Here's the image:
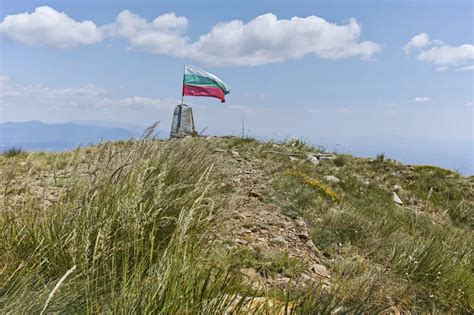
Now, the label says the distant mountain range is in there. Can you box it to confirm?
[69,120,148,135]
[0,121,141,151]
[0,121,472,175]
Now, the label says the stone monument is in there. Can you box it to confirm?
[170,104,195,138]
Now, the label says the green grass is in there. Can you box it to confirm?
[1,139,236,313]
[266,143,473,313]
[1,136,472,313]
[223,246,307,279]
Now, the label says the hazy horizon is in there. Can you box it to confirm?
[1,119,472,175]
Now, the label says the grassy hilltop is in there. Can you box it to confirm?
[1,135,473,313]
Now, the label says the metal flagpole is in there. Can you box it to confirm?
[181,63,185,105]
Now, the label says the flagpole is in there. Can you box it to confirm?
[181,63,185,105]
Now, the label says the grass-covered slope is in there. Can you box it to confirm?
[1,136,472,313]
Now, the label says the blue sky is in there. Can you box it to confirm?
[0,0,473,145]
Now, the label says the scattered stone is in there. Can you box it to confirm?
[318,155,336,160]
[256,237,268,245]
[310,264,330,278]
[294,218,307,228]
[289,156,299,162]
[248,190,261,198]
[232,211,247,219]
[323,175,341,184]
[235,238,248,245]
[393,192,403,205]
[239,268,262,290]
[307,154,320,165]
[270,236,286,245]
[278,277,291,285]
[297,230,310,240]
[301,272,313,282]
[390,305,402,315]
[240,268,259,281]
[231,150,240,157]
[393,184,402,191]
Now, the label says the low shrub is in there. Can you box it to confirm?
[3,147,24,157]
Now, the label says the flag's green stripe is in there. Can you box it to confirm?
[184,74,229,93]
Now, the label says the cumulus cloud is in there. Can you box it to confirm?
[417,44,474,67]
[185,14,382,66]
[403,33,430,53]
[414,96,430,103]
[1,6,382,66]
[404,32,474,71]
[103,11,382,66]
[0,78,177,110]
[102,10,189,57]
[0,6,102,48]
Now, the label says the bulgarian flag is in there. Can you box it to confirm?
[182,65,231,103]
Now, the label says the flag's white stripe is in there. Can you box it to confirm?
[185,65,230,92]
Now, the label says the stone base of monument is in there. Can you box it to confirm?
[170,104,196,138]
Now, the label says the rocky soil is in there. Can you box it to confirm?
[209,147,330,290]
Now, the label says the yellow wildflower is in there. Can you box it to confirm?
[287,170,341,202]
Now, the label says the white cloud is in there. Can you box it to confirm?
[0,6,102,48]
[403,33,430,53]
[404,33,474,71]
[417,44,474,67]
[186,14,382,66]
[1,7,382,66]
[465,102,473,107]
[102,10,189,57]
[414,96,430,103]
[0,78,177,110]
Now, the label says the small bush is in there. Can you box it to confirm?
[3,147,24,157]
[376,153,385,162]
[333,155,347,167]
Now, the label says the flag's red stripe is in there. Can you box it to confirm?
[183,84,226,103]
